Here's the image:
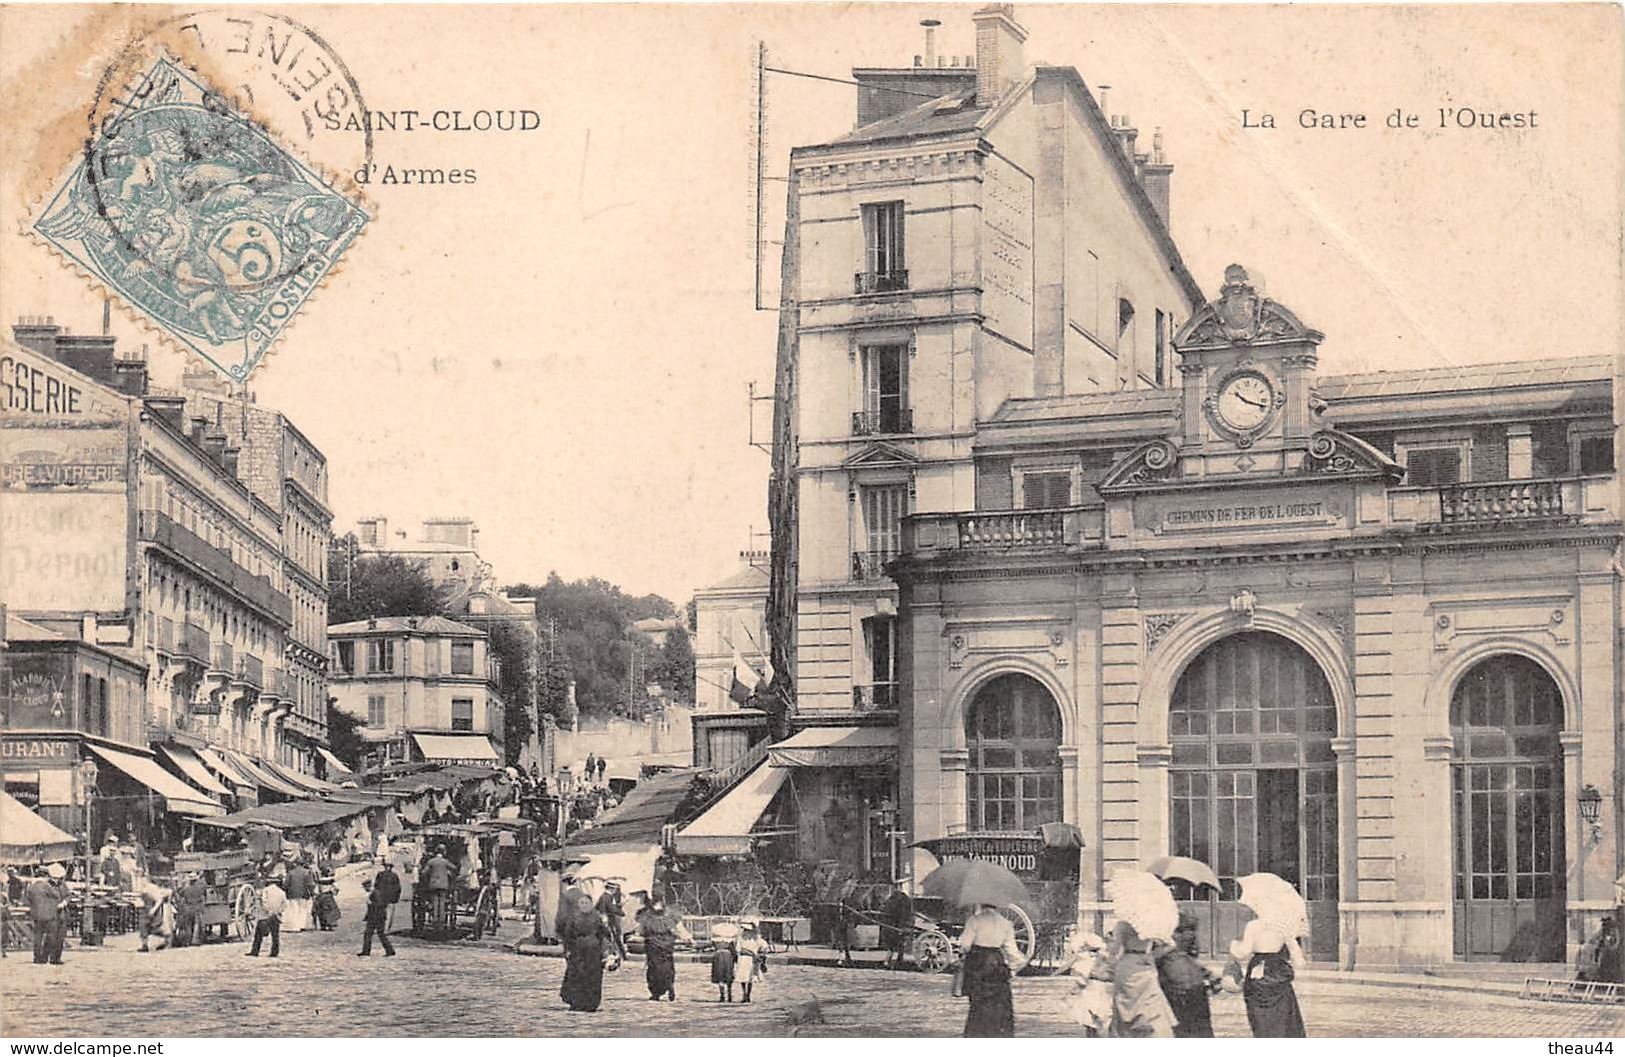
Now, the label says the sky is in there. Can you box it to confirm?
[2,4,1620,604]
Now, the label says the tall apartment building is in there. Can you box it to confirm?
[685,6,1203,877]
[157,368,334,774]
[1,318,323,844]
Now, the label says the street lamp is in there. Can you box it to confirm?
[1579,784,1604,846]
[78,758,98,945]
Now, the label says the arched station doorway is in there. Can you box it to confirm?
[1450,654,1566,962]
[1167,631,1340,960]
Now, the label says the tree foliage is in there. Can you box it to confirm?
[327,534,450,624]
[647,624,696,703]
[504,573,687,717]
[326,703,367,769]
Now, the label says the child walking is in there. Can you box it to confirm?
[735,920,771,1003]
[711,924,738,1002]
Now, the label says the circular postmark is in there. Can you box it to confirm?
[49,9,376,378]
[83,10,372,285]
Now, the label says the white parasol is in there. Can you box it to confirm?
[1237,872,1309,937]
[1105,868,1179,944]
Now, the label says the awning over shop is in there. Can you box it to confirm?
[0,791,78,865]
[160,744,231,798]
[196,747,258,791]
[555,768,698,854]
[674,761,790,856]
[220,750,308,798]
[261,759,341,795]
[196,798,370,832]
[86,744,223,817]
[766,726,896,769]
[316,747,355,777]
[412,733,500,764]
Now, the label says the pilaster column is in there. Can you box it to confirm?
[939,748,968,834]
[1135,743,1171,863]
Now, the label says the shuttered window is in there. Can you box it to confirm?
[861,484,907,558]
[1022,472,1071,509]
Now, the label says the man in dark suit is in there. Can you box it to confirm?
[359,861,400,956]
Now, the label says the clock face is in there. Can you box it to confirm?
[1216,372,1275,431]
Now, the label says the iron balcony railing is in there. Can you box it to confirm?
[1440,479,1565,523]
[236,653,264,689]
[854,269,908,294]
[851,550,898,581]
[853,682,898,711]
[851,408,913,436]
[180,622,210,664]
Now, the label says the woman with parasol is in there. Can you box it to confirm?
[1228,872,1309,1037]
[1103,870,1178,1037]
[924,859,1030,1037]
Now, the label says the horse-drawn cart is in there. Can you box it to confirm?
[406,824,502,939]
[171,848,261,941]
[905,896,1038,974]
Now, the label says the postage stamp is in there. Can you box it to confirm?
[31,54,369,381]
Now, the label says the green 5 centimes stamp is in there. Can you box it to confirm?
[33,55,369,381]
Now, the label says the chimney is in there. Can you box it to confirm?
[189,416,210,445]
[921,18,941,67]
[112,356,148,397]
[12,317,61,361]
[202,428,228,466]
[1142,127,1174,227]
[222,445,241,478]
[972,5,1027,108]
[54,333,119,386]
[1113,114,1139,160]
[144,395,187,430]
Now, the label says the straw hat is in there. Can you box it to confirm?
[46,864,66,879]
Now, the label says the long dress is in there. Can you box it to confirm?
[1242,948,1307,1037]
[637,907,682,999]
[958,907,1021,1038]
[961,947,1015,1037]
[1110,946,1176,1038]
[1157,947,1215,1038]
[558,896,608,1012]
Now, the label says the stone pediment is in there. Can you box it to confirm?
[1098,439,1181,495]
[842,441,919,468]
[1301,429,1403,481]
[1175,264,1323,349]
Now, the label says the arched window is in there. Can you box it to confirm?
[1168,631,1339,958]
[964,673,1062,832]
[1449,654,1565,960]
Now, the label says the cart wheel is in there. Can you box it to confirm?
[912,929,955,974]
[1001,903,1036,971]
[232,885,258,941]
[473,887,498,937]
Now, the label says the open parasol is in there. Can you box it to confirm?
[1105,869,1179,944]
[1146,855,1221,891]
[920,858,1032,915]
[1237,872,1309,937]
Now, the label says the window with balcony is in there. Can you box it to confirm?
[858,201,907,293]
[855,344,910,435]
[857,615,896,710]
[366,694,386,726]
[366,638,396,674]
[451,697,474,732]
[451,641,475,675]
[854,483,907,579]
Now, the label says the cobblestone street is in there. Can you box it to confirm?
[3,906,1622,1038]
